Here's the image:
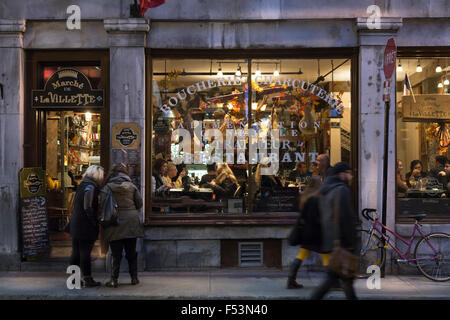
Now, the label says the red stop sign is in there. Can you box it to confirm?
[383,38,397,80]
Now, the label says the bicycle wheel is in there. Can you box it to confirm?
[414,233,450,282]
[358,229,386,278]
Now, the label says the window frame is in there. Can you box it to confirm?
[144,48,359,226]
[395,47,450,224]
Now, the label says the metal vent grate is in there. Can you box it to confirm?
[238,242,263,267]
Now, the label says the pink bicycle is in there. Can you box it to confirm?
[359,208,450,281]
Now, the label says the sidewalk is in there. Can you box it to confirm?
[0,270,449,300]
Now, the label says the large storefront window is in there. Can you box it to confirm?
[150,57,352,215]
[396,57,450,221]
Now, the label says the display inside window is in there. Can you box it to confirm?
[396,57,450,220]
[151,58,352,214]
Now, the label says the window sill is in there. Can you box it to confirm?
[396,216,450,224]
[144,212,299,226]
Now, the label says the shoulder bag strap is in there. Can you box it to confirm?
[333,187,341,248]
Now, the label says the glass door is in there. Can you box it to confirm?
[45,111,101,243]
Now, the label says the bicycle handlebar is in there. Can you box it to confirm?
[361,208,377,221]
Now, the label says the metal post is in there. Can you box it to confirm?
[247,59,253,214]
[381,100,390,278]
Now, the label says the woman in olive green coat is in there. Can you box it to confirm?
[101,163,144,288]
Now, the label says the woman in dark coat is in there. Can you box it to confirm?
[287,176,330,289]
[68,165,104,288]
[102,163,144,288]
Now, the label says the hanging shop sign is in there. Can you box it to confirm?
[32,68,104,109]
[402,95,450,122]
[19,167,50,258]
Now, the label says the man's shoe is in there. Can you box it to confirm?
[105,278,119,288]
[82,277,101,288]
[287,277,304,289]
[131,276,139,285]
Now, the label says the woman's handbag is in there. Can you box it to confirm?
[329,242,359,279]
[99,185,119,228]
[328,195,359,278]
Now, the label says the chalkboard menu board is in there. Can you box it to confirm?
[254,187,299,212]
[19,168,50,258]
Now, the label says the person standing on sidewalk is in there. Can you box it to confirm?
[102,163,144,288]
[68,165,104,288]
[310,162,358,300]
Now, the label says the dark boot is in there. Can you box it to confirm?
[82,276,101,288]
[131,276,139,285]
[287,258,304,289]
[105,277,118,288]
[127,252,139,285]
[111,253,122,280]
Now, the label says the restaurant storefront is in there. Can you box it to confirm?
[144,51,357,269]
[0,1,449,273]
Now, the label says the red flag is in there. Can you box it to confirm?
[140,0,166,16]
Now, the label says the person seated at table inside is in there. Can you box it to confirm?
[152,158,170,196]
[164,162,179,188]
[311,162,320,177]
[429,155,448,188]
[396,159,408,194]
[405,160,427,188]
[289,161,312,183]
[171,164,187,188]
[173,164,194,190]
[429,155,448,179]
[440,161,450,198]
[207,163,239,200]
[199,163,216,188]
[255,162,283,190]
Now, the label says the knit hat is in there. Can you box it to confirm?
[332,162,351,175]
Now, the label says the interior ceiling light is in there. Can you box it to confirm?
[416,60,422,73]
[438,82,444,88]
[436,65,442,73]
[217,63,223,77]
[397,60,403,72]
[273,63,279,77]
[235,65,241,77]
[255,64,261,77]
[444,79,449,86]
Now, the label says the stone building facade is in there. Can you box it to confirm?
[0,1,449,273]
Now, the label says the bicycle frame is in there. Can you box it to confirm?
[366,215,441,263]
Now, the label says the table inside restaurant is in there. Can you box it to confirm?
[404,188,446,198]
[152,188,226,213]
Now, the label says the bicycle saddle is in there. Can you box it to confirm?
[407,214,426,221]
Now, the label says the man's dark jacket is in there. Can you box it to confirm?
[318,175,357,253]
